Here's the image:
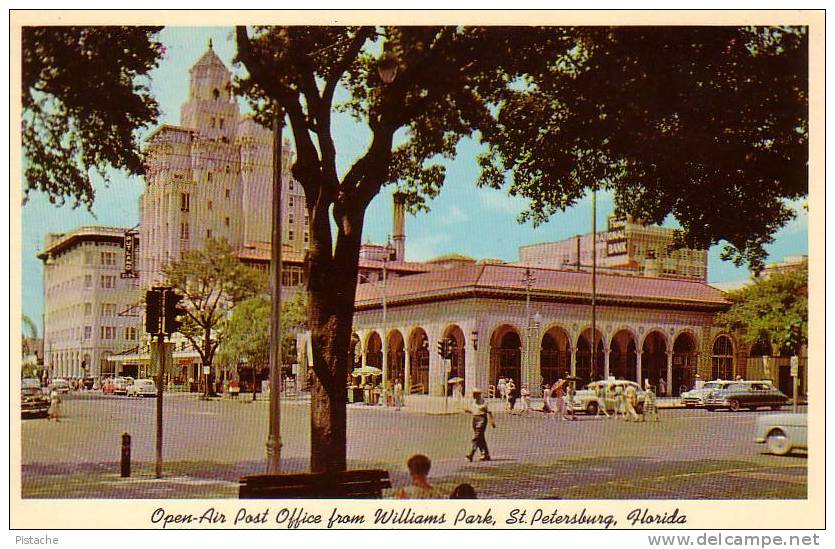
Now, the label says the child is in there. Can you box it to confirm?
[395,454,446,499]
[643,384,659,422]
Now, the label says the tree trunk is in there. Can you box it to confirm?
[307,211,364,473]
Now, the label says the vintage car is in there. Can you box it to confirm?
[754,413,807,455]
[127,378,157,397]
[21,386,50,418]
[704,381,788,411]
[50,378,70,393]
[681,380,737,407]
[568,379,646,415]
[112,377,134,396]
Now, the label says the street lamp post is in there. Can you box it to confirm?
[266,108,284,474]
[523,268,536,387]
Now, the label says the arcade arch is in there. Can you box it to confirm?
[711,335,735,380]
[540,326,569,386]
[387,330,406,385]
[672,332,698,396]
[641,331,668,389]
[609,329,638,381]
[576,327,605,384]
[489,324,522,387]
[407,328,429,394]
[442,325,466,395]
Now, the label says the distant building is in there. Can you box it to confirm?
[519,215,708,281]
[38,226,143,379]
[759,255,808,279]
[139,40,308,289]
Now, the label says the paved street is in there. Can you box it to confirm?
[20,392,806,499]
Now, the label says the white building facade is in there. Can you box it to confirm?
[39,226,143,379]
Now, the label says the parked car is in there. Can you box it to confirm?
[754,413,807,455]
[22,378,43,391]
[112,377,134,396]
[50,378,70,394]
[569,379,646,415]
[681,380,737,407]
[705,381,788,411]
[21,386,50,418]
[127,379,157,397]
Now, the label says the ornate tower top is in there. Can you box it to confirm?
[188,42,231,101]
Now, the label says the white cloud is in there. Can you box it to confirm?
[406,233,453,262]
[478,189,527,216]
[438,205,469,226]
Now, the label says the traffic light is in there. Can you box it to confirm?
[145,289,162,334]
[788,323,803,356]
[163,289,187,335]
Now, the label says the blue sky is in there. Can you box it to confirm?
[20,27,809,334]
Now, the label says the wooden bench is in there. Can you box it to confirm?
[239,469,391,499]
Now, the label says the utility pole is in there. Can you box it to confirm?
[591,189,597,382]
[266,108,284,474]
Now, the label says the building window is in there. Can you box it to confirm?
[219,118,224,129]
[180,222,190,241]
[225,189,231,199]
[84,251,94,265]
[207,229,213,239]
[180,193,190,212]
[101,326,116,340]
[101,303,117,316]
[208,200,213,211]
[304,214,309,226]
[289,196,294,208]
[84,302,92,316]
[288,214,294,225]
[304,231,309,243]
[100,251,116,266]
[210,117,216,128]
[84,326,92,340]
[711,335,735,380]
[100,275,115,289]
[289,179,294,191]
[125,327,137,341]
[208,172,213,183]
[288,230,294,241]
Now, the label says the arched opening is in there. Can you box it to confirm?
[212,88,220,100]
[489,325,521,387]
[540,326,569,387]
[712,335,735,380]
[407,328,429,394]
[442,325,466,395]
[576,328,605,385]
[672,332,698,396]
[386,330,406,385]
[641,331,668,389]
[365,332,383,369]
[609,330,638,381]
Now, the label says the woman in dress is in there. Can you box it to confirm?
[47,386,62,422]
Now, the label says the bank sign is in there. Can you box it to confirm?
[606,216,627,257]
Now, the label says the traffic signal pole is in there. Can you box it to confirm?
[155,333,164,479]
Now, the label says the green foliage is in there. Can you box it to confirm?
[217,290,309,369]
[21,26,163,208]
[162,238,267,366]
[717,261,808,352]
[237,26,806,271]
[483,26,808,271]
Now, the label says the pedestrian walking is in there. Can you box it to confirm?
[497,378,507,406]
[394,378,404,411]
[643,383,660,422]
[595,384,610,418]
[465,388,495,462]
[47,387,62,422]
[612,384,626,420]
[565,381,578,421]
[552,380,568,421]
[658,377,667,397]
[542,385,552,414]
[623,384,641,422]
[506,378,518,413]
[394,454,447,499]
[519,386,531,415]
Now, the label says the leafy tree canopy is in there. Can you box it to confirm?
[717,261,807,352]
[21,26,163,208]
[162,238,267,368]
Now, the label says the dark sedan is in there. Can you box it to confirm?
[704,381,789,412]
[21,387,50,418]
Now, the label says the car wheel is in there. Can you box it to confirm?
[635,403,644,415]
[728,400,741,412]
[586,402,598,415]
[706,407,716,412]
[766,429,792,456]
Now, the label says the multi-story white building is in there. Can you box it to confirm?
[38,226,143,379]
[519,215,708,281]
[139,40,308,289]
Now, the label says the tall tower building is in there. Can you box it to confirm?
[139,41,307,289]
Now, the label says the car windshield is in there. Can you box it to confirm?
[22,387,43,396]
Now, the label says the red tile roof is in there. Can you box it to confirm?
[355,263,729,310]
